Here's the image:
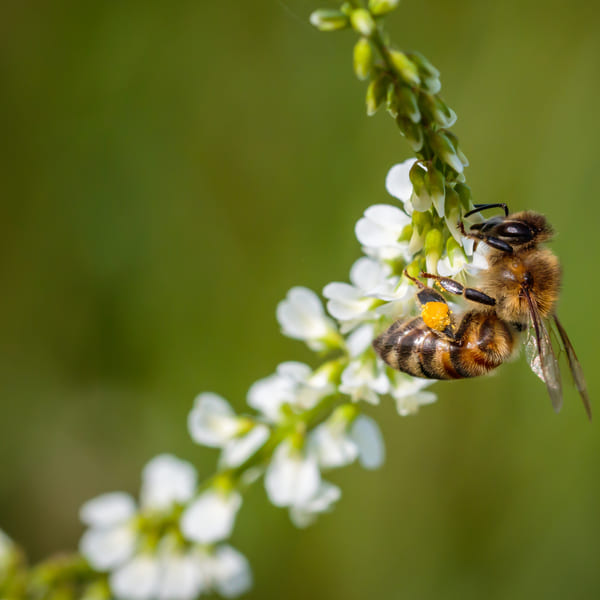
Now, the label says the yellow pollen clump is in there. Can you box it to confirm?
[421,301,451,331]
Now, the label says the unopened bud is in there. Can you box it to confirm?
[409,162,431,212]
[366,73,389,116]
[396,116,424,152]
[419,92,456,128]
[388,50,420,86]
[353,38,373,80]
[350,9,376,36]
[309,9,349,31]
[424,228,444,274]
[396,85,420,123]
[429,131,463,174]
[369,0,400,16]
[454,182,472,211]
[426,168,445,217]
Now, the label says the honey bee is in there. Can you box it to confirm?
[373,203,591,419]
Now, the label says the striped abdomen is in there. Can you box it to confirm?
[373,310,516,380]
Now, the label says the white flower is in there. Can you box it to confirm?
[264,440,321,508]
[339,357,390,405]
[188,393,243,448]
[355,204,412,261]
[79,455,197,573]
[276,286,339,351]
[110,554,161,600]
[437,242,488,278]
[156,551,205,600]
[220,424,270,468]
[389,374,437,416]
[79,492,138,571]
[385,158,417,214]
[198,545,252,598]
[248,362,334,423]
[180,489,242,545]
[141,454,197,511]
[310,411,385,470]
[289,481,341,528]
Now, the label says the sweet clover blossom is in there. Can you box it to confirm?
[2,3,487,598]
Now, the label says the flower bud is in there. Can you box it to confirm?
[396,85,420,123]
[369,0,400,16]
[366,73,389,116]
[353,38,373,80]
[429,131,463,174]
[426,167,445,217]
[454,182,472,211]
[409,162,431,212]
[388,50,420,86]
[424,228,444,274]
[386,83,399,118]
[350,9,376,36]
[419,92,456,128]
[445,131,468,166]
[407,51,440,79]
[409,211,431,254]
[309,9,349,31]
[396,115,424,152]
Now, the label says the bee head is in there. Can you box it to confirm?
[470,210,554,249]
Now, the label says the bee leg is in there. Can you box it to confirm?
[464,203,509,219]
[457,221,514,254]
[404,270,448,308]
[420,272,496,307]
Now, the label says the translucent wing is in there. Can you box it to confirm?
[553,315,592,420]
[523,289,563,413]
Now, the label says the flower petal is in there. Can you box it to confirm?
[188,393,239,448]
[309,423,358,469]
[80,524,137,571]
[385,159,417,204]
[157,552,204,600]
[264,441,321,508]
[80,492,136,528]
[180,490,242,544]
[220,425,270,468]
[211,545,253,598]
[110,555,161,600]
[351,415,385,470]
[140,454,197,511]
[276,287,333,343]
[289,481,341,528]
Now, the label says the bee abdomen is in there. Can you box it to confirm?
[373,312,515,380]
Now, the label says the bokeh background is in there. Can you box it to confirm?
[1,0,600,598]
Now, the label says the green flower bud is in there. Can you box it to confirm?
[454,182,473,211]
[445,131,468,166]
[309,9,349,31]
[426,167,445,217]
[386,83,399,118]
[396,85,420,123]
[407,51,440,79]
[409,161,431,211]
[412,209,432,233]
[419,92,456,128]
[396,115,424,152]
[446,237,465,268]
[369,0,400,16]
[399,223,412,242]
[429,130,463,174]
[350,9,376,36]
[366,73,389,115]
[424,228,444,273]
[388,50,420,86]
[405,259,421,279]
[353,38,373,81]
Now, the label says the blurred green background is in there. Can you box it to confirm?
[1,0,599,598]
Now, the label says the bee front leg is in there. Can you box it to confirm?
[420,272,496,307]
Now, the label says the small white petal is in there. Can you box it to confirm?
[180,490,242,544]
[157,553,204,600]
[276,286,334,343]
[221,425,270,468]
[289,481,342,528]
[386,159,417,203]
[350,416,385,470]
[345,323,375,358]
[310,422,358,469]
[188,392,240,448]
[264,441,321,508]
[140,454,197,511]
[212,545,253,598]
[110,555,161,600]
[349,257,389,291]
[80,524,137,571]
[80,492,136,528]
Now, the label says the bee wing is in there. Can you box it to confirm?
[523,288,563,413]
[553,315,592,420]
